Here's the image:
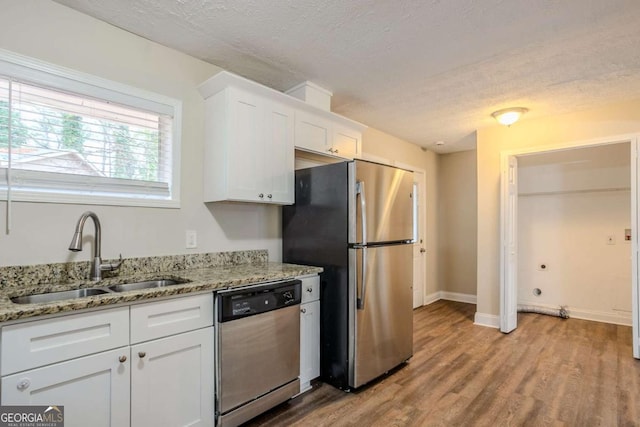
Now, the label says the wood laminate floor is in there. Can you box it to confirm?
[245,300,640,426]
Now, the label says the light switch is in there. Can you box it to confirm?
[186,230,197,249]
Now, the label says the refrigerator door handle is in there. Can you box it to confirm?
[357,181,367,246]
[356,181,367,310]
[357,247,368,310]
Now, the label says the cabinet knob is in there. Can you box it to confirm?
[420,248,426,253]
[267,194,272,199]
[307,287,313,293]
[334,149,339,154]
[138,351,146,358]
[301,308,307,314]
[327,148,334,153]
[119,355,127,363]
[16,378,30,391]
[258,193,264,198]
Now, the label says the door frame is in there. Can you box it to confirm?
[390,161,428,308]
[499,133,640,358]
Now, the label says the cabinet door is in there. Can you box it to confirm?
[131,327,214,427]
[1,348,130,427]
[294,110,332,155]
[332,123,361,159]
[226,87,267,202]
[265,100,295,204]
[299,300,320,393]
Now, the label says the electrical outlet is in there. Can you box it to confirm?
[607,235,616,245]
[186,230,197,249]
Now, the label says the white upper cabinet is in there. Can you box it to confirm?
[200,84,294,204]
[198,72,366,204]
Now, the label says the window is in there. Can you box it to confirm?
[0,50,181,207]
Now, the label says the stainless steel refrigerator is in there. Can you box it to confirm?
[283,159,414,390]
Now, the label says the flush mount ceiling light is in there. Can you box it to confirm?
[491,107,529,126]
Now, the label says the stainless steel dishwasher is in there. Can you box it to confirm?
[216,279,301,427]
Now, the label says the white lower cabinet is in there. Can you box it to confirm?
[131,328,214,427]
[298,275,320,393]
[299,300,320,393]
[0,293,215,427]
[1,347,130,427]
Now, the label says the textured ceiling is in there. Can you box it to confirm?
[53,0,640,153]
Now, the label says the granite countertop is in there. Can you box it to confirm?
[0,251,322,323]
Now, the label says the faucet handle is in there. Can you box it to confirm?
[101,254,123,272]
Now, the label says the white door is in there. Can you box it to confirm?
[413,171,426,308]
[332,123,360,159]
[227,87,266,202]
[632,138,640,358]
[294,110,332,154]
[265,99,295,204]
[299,300,320,392]
[500,155,518,333]
[1,348,130,427]
[131,328,214,427]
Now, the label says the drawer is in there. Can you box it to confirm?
[1,307,129,375]
[300,275,320,304]
[130,293,213,344]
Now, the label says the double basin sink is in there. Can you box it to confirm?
[11,279,187,305]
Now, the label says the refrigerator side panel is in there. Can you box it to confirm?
[353,244,413,388]
[354,160,414,244]
[282,162,352,389]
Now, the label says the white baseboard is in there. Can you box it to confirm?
[423,293,497,328]
[423,291,477,306]
[474,312,500,329]
[423,292,441,305]
[567,308,631,326]
[518,300,632,326]
[441,291,477,304]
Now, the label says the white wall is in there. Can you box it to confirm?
[437,149,477,296]
[518,191,631,324]
[517,144,631,324]
[0,1,280,266]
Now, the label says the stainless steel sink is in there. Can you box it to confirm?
[10,278,188,304]
[108,279,184,292]
[11,288,111,305]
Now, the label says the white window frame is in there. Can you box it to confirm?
[0,49,182,208]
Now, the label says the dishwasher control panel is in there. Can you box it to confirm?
[217,279,301,322]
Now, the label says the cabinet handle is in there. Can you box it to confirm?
[119,355,127,363]
[327,148,334,153]
[334,149,339,154]
[307,287,313,293]
[268,194,272,199]
[301,308,307,314]
[138,351,146,358]
[258,193,264,199]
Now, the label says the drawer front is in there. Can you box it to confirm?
[130,293,213,344]
[1,307,129,375]
[300,275,320,304]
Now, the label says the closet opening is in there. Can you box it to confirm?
[499,135,640,358]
